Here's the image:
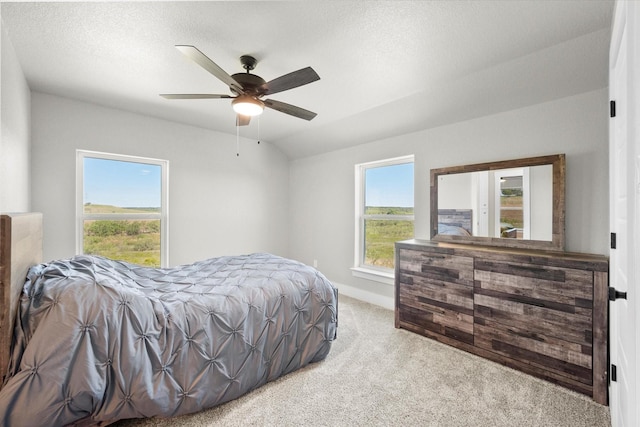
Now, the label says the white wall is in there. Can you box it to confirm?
[289,89,609,307]
[437,173,473,210]
[529,164,553,241]
[0,20,31,212]
[31,93,290,265]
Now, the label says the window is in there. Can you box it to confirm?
[76,150,169,267]
[495,168,530,240]
[354,156,414,281]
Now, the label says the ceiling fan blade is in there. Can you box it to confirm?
[160,94,232,99]
[236,114,251,126]
[175,45,244,94]
[264,99,317,121]
[263,67,320,95]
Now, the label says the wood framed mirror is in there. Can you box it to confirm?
[430,154,565,250]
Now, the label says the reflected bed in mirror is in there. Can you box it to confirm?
[430,154,565,250]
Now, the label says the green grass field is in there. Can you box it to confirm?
[500,195,524,228]
[84,204,414,269]
[83,204,161,267]
[364,206,414,269]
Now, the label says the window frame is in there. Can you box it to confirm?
[352,155,415,284]
[76,150,169,267]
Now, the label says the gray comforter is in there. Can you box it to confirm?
[0,253,337,426]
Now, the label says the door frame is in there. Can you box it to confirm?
[609,1,639,426]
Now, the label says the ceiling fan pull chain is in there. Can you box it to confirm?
[236,116,240,156]
[257,116,261,144]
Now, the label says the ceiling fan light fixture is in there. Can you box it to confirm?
[232,96,264,116]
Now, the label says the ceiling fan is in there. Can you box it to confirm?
[161,45,320,126]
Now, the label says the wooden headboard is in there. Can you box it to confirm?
[0,213,43,387]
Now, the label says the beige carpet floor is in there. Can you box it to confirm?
[114,295,611,427]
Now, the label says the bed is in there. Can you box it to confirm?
[0,213,338,426]
[437,209,473,236]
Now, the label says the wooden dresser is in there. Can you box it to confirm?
[395,239,608,405]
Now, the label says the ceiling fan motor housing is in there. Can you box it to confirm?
[230,72,267,96]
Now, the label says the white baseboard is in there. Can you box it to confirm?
[330,281,395,311]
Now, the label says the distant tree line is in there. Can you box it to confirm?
[84,220,160,237]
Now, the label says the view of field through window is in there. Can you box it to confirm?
[364,162,414,269]
[499,175,524,238]
[82,156,163,267]
[83,206,161,267]
[364,207,414,268]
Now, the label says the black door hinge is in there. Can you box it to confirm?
[611,232,617,249]
[610,100,616,118]
[611,364,617,382]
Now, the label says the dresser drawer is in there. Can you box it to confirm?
[474,258,594,306]
[398,248,474,286]
[398,273,474,344]
[473,257,594,385]
[397,248,474,344]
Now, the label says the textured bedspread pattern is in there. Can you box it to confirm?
[0,253,337,426]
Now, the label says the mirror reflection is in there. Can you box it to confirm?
[437,165,553,241]
[430,154,565,250]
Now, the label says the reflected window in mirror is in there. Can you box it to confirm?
[498,171,525,239]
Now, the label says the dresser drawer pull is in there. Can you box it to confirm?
[506,328,544,342]
[509,297,547,308]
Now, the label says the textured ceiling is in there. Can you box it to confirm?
[0,1,614,159]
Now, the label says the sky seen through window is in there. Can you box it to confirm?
[83,157,161,208]
[365,162,414,208]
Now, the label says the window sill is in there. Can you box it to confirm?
[350,267,395,286]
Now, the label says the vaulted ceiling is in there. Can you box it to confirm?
[0,1,614,159]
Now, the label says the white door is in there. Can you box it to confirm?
[609,2,638,426]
